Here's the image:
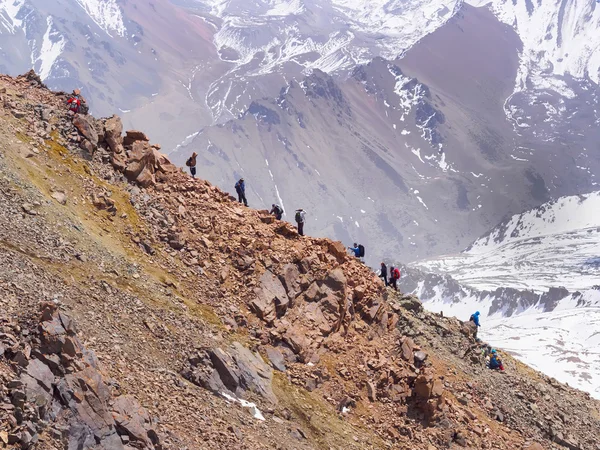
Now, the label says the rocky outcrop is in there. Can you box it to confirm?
[0,303,160,450]
[123,141,176,187]
[182,343,276,404]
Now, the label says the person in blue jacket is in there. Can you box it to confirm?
[488,349,504,371]
[470,311,481,327]
[234,178,248,206]
[348,243,360,258]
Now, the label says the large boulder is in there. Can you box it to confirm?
[182,343,276,403]
[104,115,124,154]
[124,142,176,187]
[251,271,290,323]
[73,114,98,149]
[123,130,149,148]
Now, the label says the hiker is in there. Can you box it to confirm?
[470,311,481,328]
[67,90,81,114]
[389,266,400,291]
[295,209,306,236]
[488,349,504,371]
[380,262,388,286]
[469,311,481,338]
[348,243,360,258]
[235,178,248,206]
[270,204,283,220]
[186,152,198,178]
[67,89,88,114]
[348,243,365,260]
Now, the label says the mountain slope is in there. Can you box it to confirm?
[2,71,600,450]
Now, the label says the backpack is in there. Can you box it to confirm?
[295,211,302,223]
[358,244,365,258]
[274,205,282,215]
[393,268,400,279]
[68,97,80,111]
[186,157,192,167]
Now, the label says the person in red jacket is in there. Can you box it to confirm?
[389,266,400,291]
[67,89,82,114]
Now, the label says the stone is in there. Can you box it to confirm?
[251,271,289,323]
[280,263,300,298]
[431,379,444,397]
[51,191,67,205]
[112,395,154,445]
[524,444,545,450]
[266,347,286,372]
[73,114,98,147]
[328,241,347,261]
[414,351,428,365]
[26,359,54,391]
[398,295,423,312]
[367,381,377,402]
[401,337,414,362]
[414,371,434,399]
[12,110,26,119]
[322,268,346,293]
[104,115,124,154]
[21,203,36,215]
[123,130,149,147]
[124,142,176,188]
[187,343,277,404]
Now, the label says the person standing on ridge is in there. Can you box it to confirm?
[186,152,198,178]
[469,311,481,338]
[270,204,283,220]
[235,178,248,206]
[389,266,400,291]
[295,209,306,236]
[380,262,388,286]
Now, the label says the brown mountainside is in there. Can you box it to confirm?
[0,72,599,450]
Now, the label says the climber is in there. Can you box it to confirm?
[348,243,361,258]
[488,349,504,371]
[234,178,248,206]
[389,266,400,291]
[67,89,88,115]
[270,204,283,220]
[470,311,481,328]
[379,262,388,286]
[67,90,81,114]
[185,152,198,178]
[295,208,306,236]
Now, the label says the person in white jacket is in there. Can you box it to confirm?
[295,209,306,236]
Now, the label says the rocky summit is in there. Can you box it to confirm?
[0,71,599,450]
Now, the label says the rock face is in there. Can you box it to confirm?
[104,115,124,154]
[1,303,160,450]
[123,142,176,187]
[182,342,276,404]
[72,114,98,149]
[251,271,290,323]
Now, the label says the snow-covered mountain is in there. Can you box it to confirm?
[402,191,600,398]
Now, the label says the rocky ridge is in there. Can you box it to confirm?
[0,71,599,449]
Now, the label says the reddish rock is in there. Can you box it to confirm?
[104,115,124,154]
[73,114,98,147]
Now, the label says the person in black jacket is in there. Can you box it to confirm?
[270,204,283,220]
[380,262,388,286]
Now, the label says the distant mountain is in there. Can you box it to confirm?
[0,0,598,263]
